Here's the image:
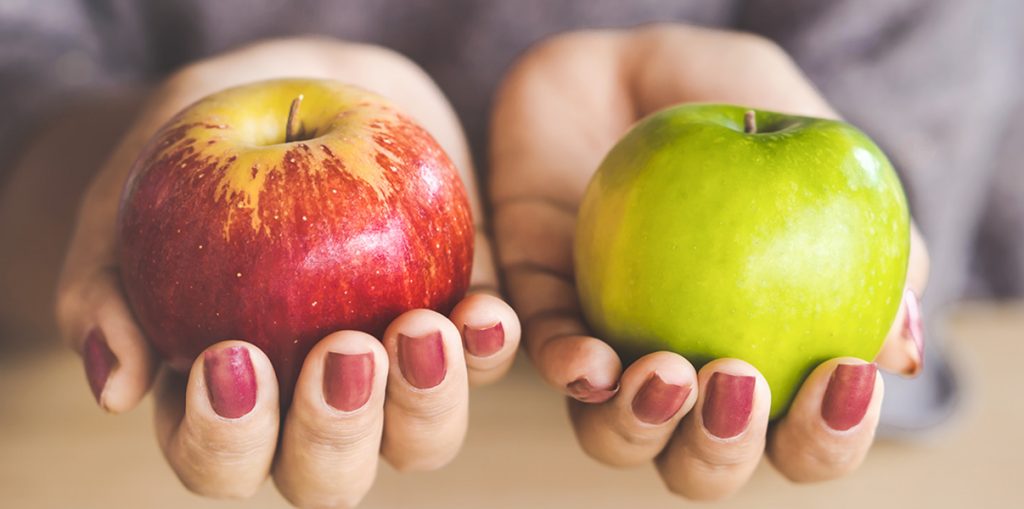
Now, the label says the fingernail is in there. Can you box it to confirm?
[83,327,116,405]
[463,322,504,357]
[398,332,446,389]
[821,363,877,431]
[904,288,925,373]
[324,352,374,411]
[632,374,691,425]
[204,346,257,419]
[567,377,619,403]
[702,372,755,439]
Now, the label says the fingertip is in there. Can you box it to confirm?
[297,330,388,414]
[621,352,697,426]
[160,340,279,499]
[696,359,770,441]
[820,361,880,433]
[768,357,884,483]
[449,293,522,385]
[380,310,470,472]
[191,340,278,421]
[82,293,160,414]
[383,308,466,391]
[876,287,924,377]
[538,335,622,403]
[274,331,386,507]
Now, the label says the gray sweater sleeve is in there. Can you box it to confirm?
[0,0,151,178]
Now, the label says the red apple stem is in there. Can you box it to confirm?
[744,110,757,134]
[286,94,304,143]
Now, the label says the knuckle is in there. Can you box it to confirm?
[789,441,861,482]
[689,433,757,469]
[273,475,363,509]
[176,419,272,468]
[293,415,378,458]
[172,455,263,500]
[769,425,867,483]
[661,475,698,500]
[729,31,790,64]
[394,395,463,425]
[511,29,609,78]
[385,449,455,473]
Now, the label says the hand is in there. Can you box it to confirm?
[56,37,520,508]
[490,25,930,500]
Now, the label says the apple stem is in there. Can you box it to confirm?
[744,110,757,134]
[285,94,304,143]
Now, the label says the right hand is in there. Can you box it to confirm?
[489,25,930,500]
[56,37,520,508]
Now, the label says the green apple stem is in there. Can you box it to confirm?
[285,94,304,143]
[744,110,757,134]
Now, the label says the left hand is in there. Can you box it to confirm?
[489,25,930,500]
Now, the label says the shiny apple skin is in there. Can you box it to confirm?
[575,104,909,418]
[118,79,473,393]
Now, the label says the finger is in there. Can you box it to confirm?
[767,358,884,483]
[569,352,698,467]
[56,269,158,413]
[495,198,621,402]
[656,359,770,501]
[877,223,929,376]
[273,331,388,509]
[448,293,521,386]
[876,287,925,376]
[380,309,469,471]
[153,341,279,499]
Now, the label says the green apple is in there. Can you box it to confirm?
[575,104,909,418]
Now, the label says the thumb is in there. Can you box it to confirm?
[875,223,929,376]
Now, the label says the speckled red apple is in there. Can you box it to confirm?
[118,79,473,393]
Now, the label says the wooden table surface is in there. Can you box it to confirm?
[1,302,1021,509]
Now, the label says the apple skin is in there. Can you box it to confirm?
[575,104,909,418]
[118,79,473,393]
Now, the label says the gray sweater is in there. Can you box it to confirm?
[2,0,1020,432]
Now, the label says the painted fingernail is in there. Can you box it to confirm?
[821,363,877,431]
[204,346,257,419]
[324,352,374,411]
[82,327,116,405]
[632,374,691,425]
[567,377,619,403]
[463,322,504,357]
[702,372,755,439]
[904,288,925,373]
[398,332,446,389]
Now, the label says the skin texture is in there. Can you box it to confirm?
[575,104,910,418]
[490,25,929,501]
[119,79,474,393]
[56,38,522,507]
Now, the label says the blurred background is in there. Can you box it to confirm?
[1,1,1022,508]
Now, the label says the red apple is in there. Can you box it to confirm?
[117,79,474,393]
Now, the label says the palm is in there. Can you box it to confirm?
[488,26,927,500]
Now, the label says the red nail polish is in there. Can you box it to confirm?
[904,288,925,371]
[463,322,504,357]
[567,377,619,403]
[324,352,374,411]
[83,328,116,404]
[632,374,691,425]
[204,346,257,419]
[398,332,446,389]
[821,363,877,431]
[702,372,755,439]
